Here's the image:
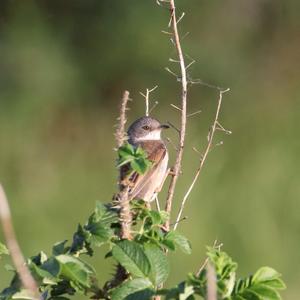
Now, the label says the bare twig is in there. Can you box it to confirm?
[0,184,40,299]
[115,90,130,148]
[164,0,188,231]
[115,91,132,240]
[174,89,230,230]
[139,86,158,116]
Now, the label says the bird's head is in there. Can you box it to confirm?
[127,116,169,143]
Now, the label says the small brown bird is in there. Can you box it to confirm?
[121,116,169,202]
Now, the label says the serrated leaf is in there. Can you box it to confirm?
[112,240,151,278]
[144,243,169,286]
[55,255,95,288]
[165,231,192,254]
[94,202,118,225]
[86,222,113,246]
[111,278,153,300]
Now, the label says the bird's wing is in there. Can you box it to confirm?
[120,141,167,200]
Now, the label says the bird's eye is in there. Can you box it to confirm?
[142,125,150,130]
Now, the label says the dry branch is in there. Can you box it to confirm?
[164,0,188,231]
[0,184,40,299]
[174,89,230,230]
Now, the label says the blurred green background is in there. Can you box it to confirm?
[0,0,299,298]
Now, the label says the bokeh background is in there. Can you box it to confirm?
[0,0,299,298]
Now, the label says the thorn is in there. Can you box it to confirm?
[161,30,173,35]
[166,137,178,151]
[170,38,175,46]
[192,147,202,155]
[149,101,159,114]
[170,216,188,227]
[167,121,180,134]
[187,109,202,118]
[169,58,180,63]
[176,12,185,25]
[182,31,190,40]
[170,103,182,112]
[165,67,178,78]
[186,60,195,70]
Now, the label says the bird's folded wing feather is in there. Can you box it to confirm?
[120,141,166,200]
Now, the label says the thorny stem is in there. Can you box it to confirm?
[0,185,40,299]
[115,90,132,240]
[164,0,188,231]
[115,90,130,148]
[174,89,230,230]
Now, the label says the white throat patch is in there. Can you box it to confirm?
[136,129,161,141]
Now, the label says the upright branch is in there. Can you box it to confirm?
[115,90,130,148]
[0,184,40,299]
[115,90,132,240]
[174,89,230,230]
[164,0,188,230]
[139,85,158,117]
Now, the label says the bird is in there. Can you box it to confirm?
[120,116,169,202]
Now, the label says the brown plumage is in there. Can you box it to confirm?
[120,140,168,202]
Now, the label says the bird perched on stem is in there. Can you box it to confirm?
[120,116,169,203]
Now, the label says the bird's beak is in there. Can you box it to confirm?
[160,124,170,129]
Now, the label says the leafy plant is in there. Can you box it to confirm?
[0,144,286,299]
[117,142,153,175]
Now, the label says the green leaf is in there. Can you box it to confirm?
[0,242,9,256]
[12,289,36,299]
[131,159,148,174]
[144,243,169,286]
[94,202,118,225]
[165,231,192,254]
[29,261,58,285]
[111,278,153,300]
[86,222,113,246]
[161,239,176,251]
[148,211,162,225]
[263,279,286,290]
[250,284,281,300]
[179,285,194,300]
[41,257,61,278]
[52,240,68,256]
[118,143,135,156]
[55,255,95,288]
[253,267,282,284]
[112,240,151,278]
